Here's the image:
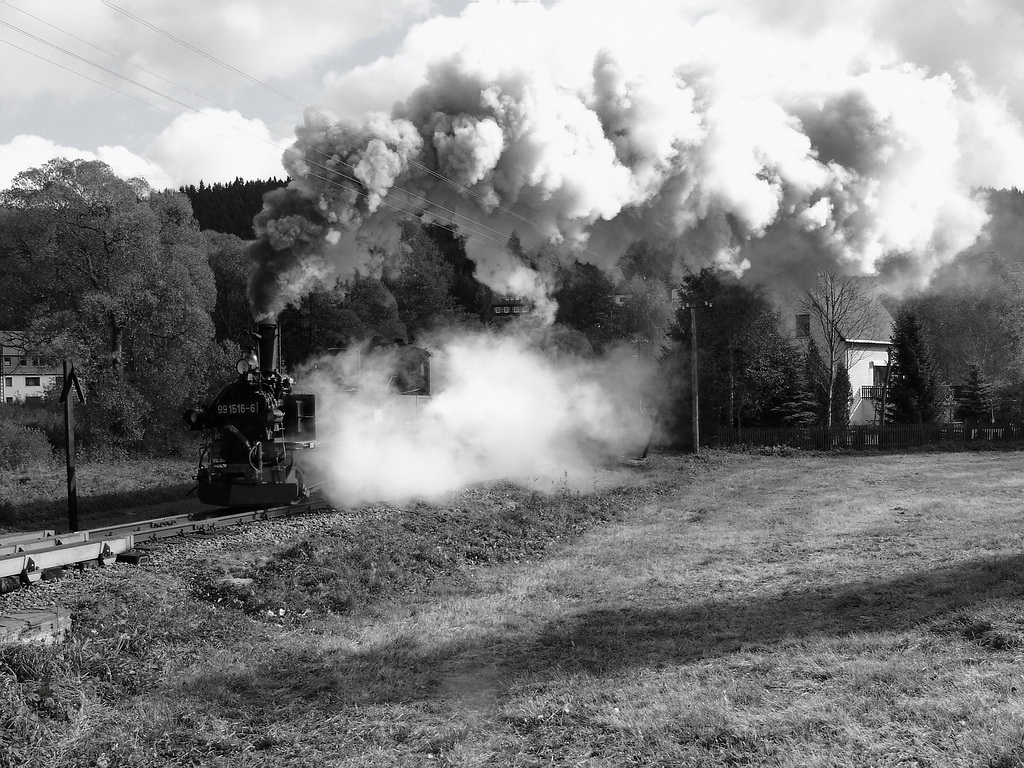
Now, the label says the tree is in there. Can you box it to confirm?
[279,285,351,367]
[886,308,940,424]
[957,364,993,423]
[384,221,456,340]
[771,355,820,426]
[423,221,492,320]
[181,176,288,238]
[616,275,675,350]
[277,273,408,368]
[205,231,254,344]
[678,269,794,429]
[0,158,219,449]
[554,261,623,352]
[803,271,878,428]
[803,337,830,423]
[911,252,1024,420]
[831,364,853,429]
[619,239,675,284]
[1,159,158,376]
[344,274,405,342]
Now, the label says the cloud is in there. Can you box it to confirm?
[0,0,433,100]
[0,108,293,191]
[247,0,1024,316]
[0,134,172,190]
[144,109,292,186]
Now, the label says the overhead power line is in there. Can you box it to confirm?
[0,19,554,271]
[98,0,625,276]
[0,2,598,278]
[0,11,514,250]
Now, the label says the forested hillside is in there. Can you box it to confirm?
[3,159,1024,457]
[181,177,287,239]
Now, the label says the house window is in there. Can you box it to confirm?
[873,366,888,386]
[2,357,9,367]
[4,397,11,404]
[795,314,810,338]
[493,307,501,315]
[503,306,510,314]
[513,306,520,314]
[25,377,40,387]
[18,358,26,366]
[3,377,10,387]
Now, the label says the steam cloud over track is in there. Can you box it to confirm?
[299,333,654,506]
[247,0,1024,318]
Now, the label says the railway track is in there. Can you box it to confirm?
[0,498,325,593]
[0,497,332,644]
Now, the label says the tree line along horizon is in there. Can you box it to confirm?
[0,157,1020,459]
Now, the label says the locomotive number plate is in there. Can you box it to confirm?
[216,403,259,415]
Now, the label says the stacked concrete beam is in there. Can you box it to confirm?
[0,608,71,645]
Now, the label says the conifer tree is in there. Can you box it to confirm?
[886,308,939,423]
[772,356,819,426]
[804,337,830,425]
[957,364,992,423]
[831,364,853,429]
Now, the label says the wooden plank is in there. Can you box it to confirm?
[0,608,71,645]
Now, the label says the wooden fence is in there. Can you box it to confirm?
[715,422,1024,451]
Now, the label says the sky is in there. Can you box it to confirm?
[0,0,465,189]
[5,0,1024,294]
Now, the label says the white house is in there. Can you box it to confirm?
[791,290,894,426]
[1,333,63,404]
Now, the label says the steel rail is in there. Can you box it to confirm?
[0,496,328,587]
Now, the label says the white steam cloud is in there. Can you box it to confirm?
[248,0,1024,317]
[298,332,653,506]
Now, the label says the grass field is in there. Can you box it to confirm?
[0,457,197,532]
[5,449,1024,766]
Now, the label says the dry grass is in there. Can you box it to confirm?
[6,450,1024,766]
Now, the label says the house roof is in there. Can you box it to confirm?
[842,293,893,344]
[777,278,895,344]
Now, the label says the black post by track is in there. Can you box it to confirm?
[59,360,86,532]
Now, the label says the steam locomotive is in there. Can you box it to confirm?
[184,323,432,508]
[184,322,316,507]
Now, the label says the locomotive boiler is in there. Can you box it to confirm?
[184,322,315,507]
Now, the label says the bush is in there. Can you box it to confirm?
[0,421,53,470]
[0,404,63,448]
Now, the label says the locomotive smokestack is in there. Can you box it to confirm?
[257,322,278,374]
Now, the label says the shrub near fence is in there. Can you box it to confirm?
[716,423,1024,451]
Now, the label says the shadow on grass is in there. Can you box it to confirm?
[0,483,197,531]
[193,551,1024,710]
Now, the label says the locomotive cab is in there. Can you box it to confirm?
[186,322,316,507]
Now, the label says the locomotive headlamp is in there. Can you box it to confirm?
[236,353,258,374]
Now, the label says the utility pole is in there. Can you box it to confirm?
[682,300,711,455]
[630,338,656,460]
